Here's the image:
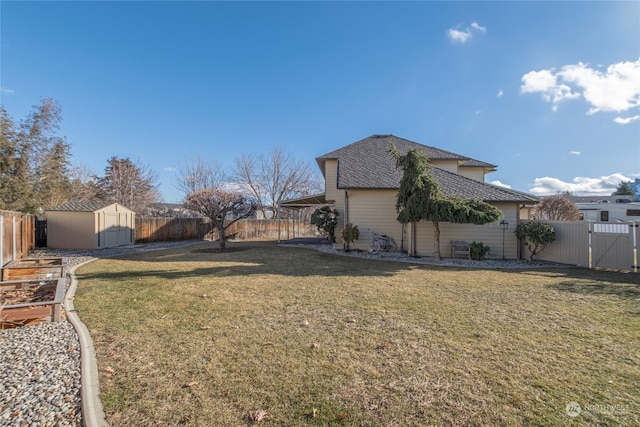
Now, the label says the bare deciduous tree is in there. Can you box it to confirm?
[183,188,255,249]
[233,146,321,219]
[67,163,99,201]
[178,157,256,249]
[532,195,581,221]
[176,156,226,196]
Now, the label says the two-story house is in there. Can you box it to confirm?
[283,134,539,259]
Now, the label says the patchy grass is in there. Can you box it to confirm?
[74,241,640,426]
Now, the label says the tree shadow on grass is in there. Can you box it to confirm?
[549,280,640,302]
[74,241,416,281]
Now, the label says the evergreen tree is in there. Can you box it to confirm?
[35,140,73,208]
[612,181,634,196]
[390,143,502,259]
[0,99,72,213]
[0,107,22,210]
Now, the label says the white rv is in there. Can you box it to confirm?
[575,199,640,222]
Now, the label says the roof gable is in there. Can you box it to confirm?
[318,134,472,162]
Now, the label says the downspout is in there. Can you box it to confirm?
[411,221,417,257]
[344,190,349,226]
[277,203,281,243]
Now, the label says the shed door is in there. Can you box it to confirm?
[105,214,120,247]
[104,213,132,247]
[118,213,130,245]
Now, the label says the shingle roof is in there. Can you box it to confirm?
[460,159,497,169]
[47,200,116,212]
[316,134,538,203]
[434,168,538,203]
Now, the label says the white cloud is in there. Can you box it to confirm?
[529,173,636,196]
[520,69,580,111]
[569,151,581,156]
[614,114,640,124]
[521,58,640,120]
[447,28,472,43]
[164,167,177,173]
[497,89,504,98]
[490,180,512,189]
[470,22,486,32]
[1,87,15,95]
[447,22,487,44]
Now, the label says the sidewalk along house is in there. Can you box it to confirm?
[46,200,135,249]
[282,135,539,259]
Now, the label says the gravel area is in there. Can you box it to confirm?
[281,242,571,269]
[0,239,569,427]
[0,241,199,427]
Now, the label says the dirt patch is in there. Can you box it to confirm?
[191,247,247,254]
[1,283,56,305]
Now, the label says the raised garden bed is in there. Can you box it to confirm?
[0,278,66,328]
[1,257,67,281]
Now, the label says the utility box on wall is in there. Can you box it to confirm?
[46,201,135,249]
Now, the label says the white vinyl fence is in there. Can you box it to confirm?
[521,220,638,272]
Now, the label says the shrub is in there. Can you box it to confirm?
[514,221,555,261]
[470,241,490,260]
[310,206,339,243]
[341,223,360,252]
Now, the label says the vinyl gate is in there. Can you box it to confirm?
[590,222,638,272]
[519,220,638,272]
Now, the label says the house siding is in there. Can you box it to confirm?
[324,159,349,233]
[430,159,459,174]
[345,189,404,250]
[459,168,485,182]
[324,160,339,204]
[412,203,520,259]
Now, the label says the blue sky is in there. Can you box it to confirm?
[1,1,639,203]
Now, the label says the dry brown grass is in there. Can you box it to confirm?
[74,241,640,426]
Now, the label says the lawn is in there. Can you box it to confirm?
[74,241,640,426]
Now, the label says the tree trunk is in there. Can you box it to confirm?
[433,220,441,260]
[217,223,226,250]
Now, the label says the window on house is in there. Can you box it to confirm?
[600,211,609,222]
[627,209,640,216]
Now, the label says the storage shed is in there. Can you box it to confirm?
[46,201,136,249]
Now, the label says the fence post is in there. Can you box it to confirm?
[12,216,17,261]
[277,206,281,243]
[0,215,3,266]
[589,221,593,268]
[633,221,638,273]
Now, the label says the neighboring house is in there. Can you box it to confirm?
[46,200,135,249]
[144,203,200,218]
[282,135,539,259]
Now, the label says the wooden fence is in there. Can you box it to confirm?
[135,217,318,243]
[1,210,36,267]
